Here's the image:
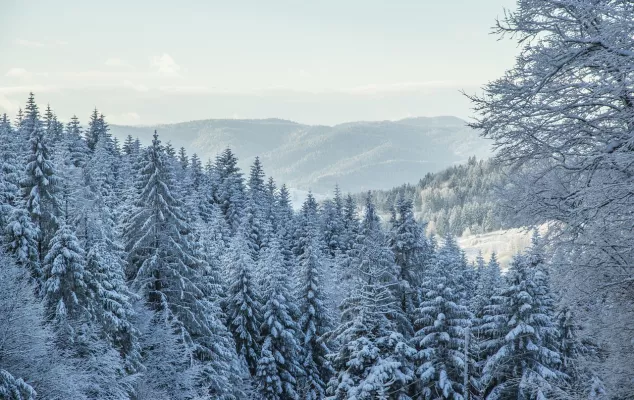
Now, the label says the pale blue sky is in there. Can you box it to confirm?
[0,0,518,125]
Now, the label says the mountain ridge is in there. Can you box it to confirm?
[109,116,492,193]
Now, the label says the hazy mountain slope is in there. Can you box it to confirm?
[110,116,491,193]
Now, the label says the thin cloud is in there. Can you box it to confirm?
[15,39,45,48]
[5,68,32,79]
[151,54,182,78]
[105,58,131,68]
[109,112,141,125]
[123,80,149,92]
[339,81,482,95]
[15,39,68,48]
[0,94,18,114]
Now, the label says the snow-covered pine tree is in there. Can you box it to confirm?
[472,252,501,320]
[124,131,240,395]
[479,253,563,400]
[256,237,302,400]
[132,305,198,400]
[0,369,36,400]
[178,147,189,170]
[264,176,278,232]
[293,192,319,259]
[42,220,91,336]
[389,193,430,338]
[341,194,359,254]
[85,238,141,373]
[243,157,269,261]
[328,194,415,399]
[164,141,176,158]
[224,221,263,377]
[413,236,472,400]
[21,93,60,262]
[321,197,343,259]
[297,222,333,399]
[214,148,246,232]
[64,115,90,168]
[85,108,109,152]
[0,115,40,284]
[0,249,89,399]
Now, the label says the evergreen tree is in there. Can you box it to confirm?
[413,237,473,400]
[165,141,176,158]
[472,252,501,320]
[122,135,135,156]
[124,131,239,395]
[85,109,109,152]
[224,223,263,377]
[0,370,36,400]
[479,253,563,400]
[256,238,302,400]
[328,195,415,399]
[0,115,39,283]
[320,197,343,259]
[178,147,189,170]
[189,153,205,190]
[65,115,90,168]
[43,221,91,335]
[389,193,429,337]
[85,238,141,372]
[214,148,246,232]
[297,228,333,399]
[21,93,60,262]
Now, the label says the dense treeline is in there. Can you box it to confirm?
[0,93,610,399]
[352,157,509,237]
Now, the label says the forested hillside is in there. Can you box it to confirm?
[354,157,510,236]
[109,116,491,194]
[0,92,615,399]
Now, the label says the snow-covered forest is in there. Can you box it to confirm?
[2,0,634,399]
[353,157,509,236]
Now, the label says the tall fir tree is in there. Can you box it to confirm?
[256,237,302,400]
[479,253,563,400]
[224,222,263,377]
[297,228,333,399]
[389,193,429,338]
[20,93,60,263]
[413,236,473,400]
[214,148,246,232]
[124,131,240,395]
[328,194,415,399]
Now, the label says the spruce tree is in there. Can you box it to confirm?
[256,237,302,399]
[178,147,189,169]
[479,253,563,399]
[0,115,39,282]
[328,195,415,399]
[0,370,36,400]
[297,225,333,399]
[65,115,89,168]
[43,221,91,335]
[389,193,429,337]
[85,108,109,152]
[214,148,246,232]
[224,223,263,377]
[125,132,240,395]
[21,93,60,262]
[413,236,472,400]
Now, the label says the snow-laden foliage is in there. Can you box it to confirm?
[478,253,563,399]
[413,237,472,400]
[327,195,416,399]
[256,237,302,399]
[469,0,634,395]
[0,91,621,398]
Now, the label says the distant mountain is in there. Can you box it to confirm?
[109,116,492,193]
